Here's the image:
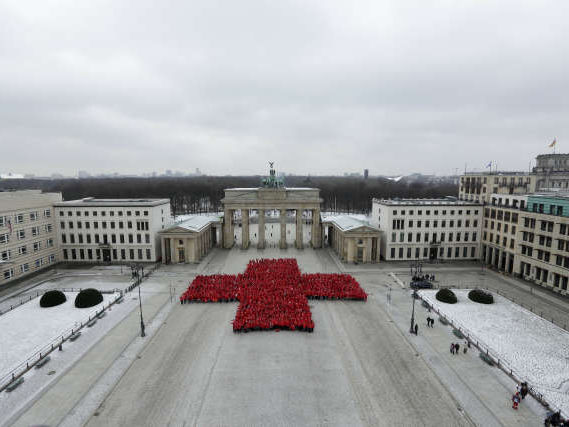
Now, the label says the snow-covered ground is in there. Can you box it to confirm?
[0,292,118,380]
[420,289,569,416]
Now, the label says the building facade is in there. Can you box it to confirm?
[322,215,380,263]
[159,215,221,264]
[533,153,569,190]
[481,194,526,274]
[54,198,171,264]
[459,172,535,203]
[0,190,62,286]
[371,198,482,261]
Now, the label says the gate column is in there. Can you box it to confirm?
[258,209,265,249]
[280,209,287,249]
[242,209,250,249]
[311,208,321,248]
[295,209,303,249]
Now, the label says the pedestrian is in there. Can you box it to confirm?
[414,324,418,335]
[521,382,528,399]
[455,343,460,354]
[512,392,520,410]
[450,343,455,354]
[516,383,522,395]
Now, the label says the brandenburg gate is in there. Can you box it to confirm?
[221,164,322,250]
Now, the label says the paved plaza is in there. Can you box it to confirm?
[2,249,567,426]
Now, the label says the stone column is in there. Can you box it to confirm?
[295,209,303,249]
[280,209,287,249]
[258,209,265,249]
[242,209,250,249]
[223,209,234,249]
[311,208,321,248]
[169,238,176,264]
[160,238,166,264]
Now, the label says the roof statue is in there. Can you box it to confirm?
[261,161,285,188]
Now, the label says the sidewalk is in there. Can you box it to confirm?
[367,282,547,426]
[7,288,170,427]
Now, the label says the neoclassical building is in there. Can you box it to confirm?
[158,165,381,264]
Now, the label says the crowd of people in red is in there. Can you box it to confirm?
[179,258,367,333]
[301,273,367,301]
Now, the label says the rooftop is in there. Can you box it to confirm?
[163,214,221,232]
[54,197,170,207]
[462,171,532,176]
[321,214,378,232]
[373,198,482,206]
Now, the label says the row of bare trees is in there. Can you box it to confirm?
[0,176,458,215]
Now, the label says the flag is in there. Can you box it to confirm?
[486,161,492,168]
[549,138,557,148]
[7,219,12,234]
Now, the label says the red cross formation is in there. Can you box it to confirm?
[180,258,367,333]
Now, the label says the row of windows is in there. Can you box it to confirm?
[61,233,151,245]
[60,220,149,231]
[392,219,478,230]
[483,232,515,249]
[0,224,54,244]
[521,232,553,247]
[1,239,55,260]
[484,208,519,223]
[59,210,149,217]
[462,176,531,185]
[0,210,52,228]
[520,245,551,262]
[391,231,477,243]
[63,248,152,261]
[389,246,477,259]
[484,220,516,235]
[392,209,479,216]
[2,255,56,280]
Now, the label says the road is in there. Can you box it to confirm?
[85,248,471,426]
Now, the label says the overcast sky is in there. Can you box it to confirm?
[1,1,568,177]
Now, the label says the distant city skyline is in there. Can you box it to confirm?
[1,1,567,176]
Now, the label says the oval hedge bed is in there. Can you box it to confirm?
[74,288,103,308]
[39,290,67,308]
[468,289,494,304]
[436,288,457,304]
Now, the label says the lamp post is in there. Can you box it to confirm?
[410,289,418,333]
[136,264,145,337]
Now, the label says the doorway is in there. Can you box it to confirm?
[178,248,185,263]
[102,249,111,263]
[429,247,438,260]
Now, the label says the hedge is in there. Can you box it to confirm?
[74,288,103,308]
[436,288,457,304]
[39,290,67,308]
[468,289,494,304]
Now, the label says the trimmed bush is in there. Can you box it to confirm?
[39,290,67,308]
[468,289,494,304]
[436,288,457,304]
[74,288,103,308]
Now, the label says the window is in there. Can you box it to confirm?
[44,209,51,218]
[77,221,82,229]
[130,249,135,259]
[1,249,11,261]
[20,263,29,273]
[34,258,43,268]
[0,233,9,244]
[18,245,27,255]
[48,254,55,263]
[30,211,38,221]
[17,230,26,240]
[47,238,54,247]
[121,249,126,259]
[112,234,116,244]
[398,247,403,258]
[68,221,74,229]
[87,234,92,243]
[129,234,134,244]
[32,226,40,236]
[70,234,75,244]
[78,234,84,244]
[15,214,24,224]
[45,224,52,233]
[146,249,151,260]
[85,222,90,229]
[88,249,93,260]
[135,211,140,216]
[390,248,395,258]
[120,234,125,244]
[145,233,150,244]
[128,221,133,229]
[3,268,14,280]
[63,249,68,260]
[33,241,41,252]
[416,233,421,242]
[62,234,67,244]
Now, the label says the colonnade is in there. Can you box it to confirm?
[223,207,321,250]
[483,244,514,274]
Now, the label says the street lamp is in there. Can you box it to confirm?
[134,263,145,338]
[410,289,418,334]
